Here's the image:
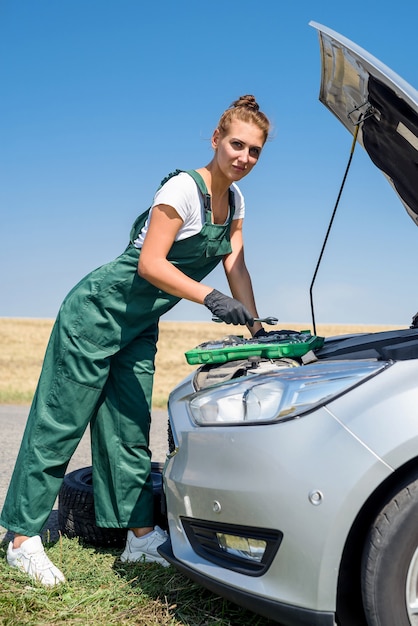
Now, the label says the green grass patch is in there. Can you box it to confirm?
[0,536,276,625]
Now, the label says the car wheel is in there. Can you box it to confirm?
[58,462,166,548]
[361,473,418,625]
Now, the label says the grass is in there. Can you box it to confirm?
[0,535,277,625]
[0,317,403,407]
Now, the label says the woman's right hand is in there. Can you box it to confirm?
[204,289,254,325]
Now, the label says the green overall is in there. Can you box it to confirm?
[0,170,234,535]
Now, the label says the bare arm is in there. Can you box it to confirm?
[223,219,263,336]
[138,204,213,303]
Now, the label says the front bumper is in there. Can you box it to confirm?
[164,380,393,619]
[158,537,335,626]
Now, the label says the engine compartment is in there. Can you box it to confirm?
[193,327,418,392]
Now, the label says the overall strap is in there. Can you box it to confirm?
[130,169,236,244]
[129,169,185,243]
[185,170,211,210]
[227,188,235,219]
[158,168,211,210]
[186,169,235,222]
[157,169,184,189]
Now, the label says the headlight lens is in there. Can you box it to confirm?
[188,360,388,425]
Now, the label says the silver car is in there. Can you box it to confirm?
[158,22,418,626]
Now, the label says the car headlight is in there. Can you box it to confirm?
[188,360,389,425]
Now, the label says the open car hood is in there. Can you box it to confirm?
[310,21,418,225]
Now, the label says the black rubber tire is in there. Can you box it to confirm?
[58,462,166,548]
[361,472,418,626]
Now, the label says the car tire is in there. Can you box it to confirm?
[361,472,418,625]
[58,462,166,548]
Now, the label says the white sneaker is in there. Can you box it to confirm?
[7,536,66,586]
[120,527,169,567]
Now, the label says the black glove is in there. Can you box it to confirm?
[253,328,268,338]
[204,289,254,326]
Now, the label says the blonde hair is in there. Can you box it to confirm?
[217,95,270,144]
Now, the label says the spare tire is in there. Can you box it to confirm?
[58,462,166,547]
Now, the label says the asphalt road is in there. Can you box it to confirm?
[0,404,169,542]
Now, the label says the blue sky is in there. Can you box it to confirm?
[2,0,418,326]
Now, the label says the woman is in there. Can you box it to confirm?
[1,94,270,585]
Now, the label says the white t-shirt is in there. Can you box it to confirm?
[133,172,245,248]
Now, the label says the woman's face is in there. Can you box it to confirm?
[212,119,265,183]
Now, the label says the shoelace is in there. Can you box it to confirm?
[27,550,55,572]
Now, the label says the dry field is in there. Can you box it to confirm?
[0,317,404,407]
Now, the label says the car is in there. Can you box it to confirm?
[157,21,418,626]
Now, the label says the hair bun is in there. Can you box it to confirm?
[217,94,270,143]
[232,94,260,112]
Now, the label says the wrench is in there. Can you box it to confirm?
[212,316,279,325]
